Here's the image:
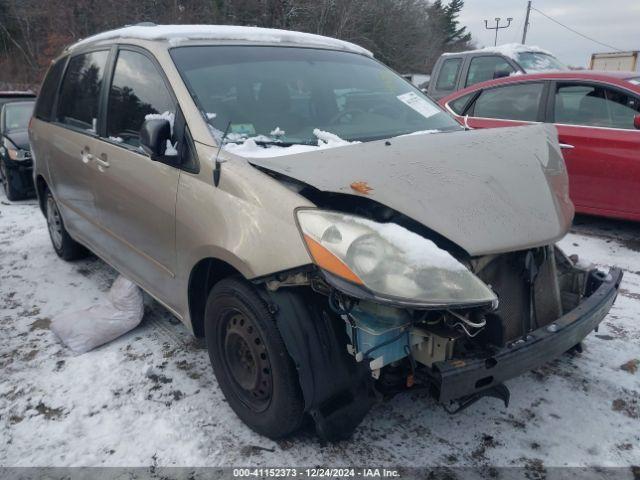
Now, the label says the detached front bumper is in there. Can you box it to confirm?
[433,268,623,403]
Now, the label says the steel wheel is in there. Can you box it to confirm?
[220,309,273,412]
[46,194,64,250]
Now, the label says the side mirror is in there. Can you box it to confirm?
[140,119,171,158]
[634,114,640,130]
[493,69,511,79]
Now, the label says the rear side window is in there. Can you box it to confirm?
[554,83,640,129]
[35,58,66,121]
[106,50,174,147]
[466,56,515,87]
[436,58,462,91]
[473,82,544,122]
[56,50,109,132]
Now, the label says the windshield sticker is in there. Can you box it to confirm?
[397,92,440,119]
[230,123,256,135]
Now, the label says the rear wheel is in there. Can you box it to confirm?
[45,189,87,261]
[204,278,304,438]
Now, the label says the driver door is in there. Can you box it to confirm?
[92,47,182,310]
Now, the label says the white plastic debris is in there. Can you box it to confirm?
[51,276,144,354]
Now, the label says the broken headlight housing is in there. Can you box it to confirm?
[296,209,497,307]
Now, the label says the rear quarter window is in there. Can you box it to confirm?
[34,58,67,121]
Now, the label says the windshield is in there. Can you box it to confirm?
[4,102,34,131]
[515,52,567,72]
[170,46,460,146]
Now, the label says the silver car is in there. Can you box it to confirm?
[29,24,621,440]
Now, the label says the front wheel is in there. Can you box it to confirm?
[0,161,21,201]
[45,189,87,261]
[204,278,304,438]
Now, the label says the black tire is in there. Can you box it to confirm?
[204,278,304,438]
[44,188,87,261]
[1,161,22,201]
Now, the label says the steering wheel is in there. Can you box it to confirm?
[328,108,366,125]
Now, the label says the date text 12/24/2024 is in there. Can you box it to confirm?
[233,468,400,478]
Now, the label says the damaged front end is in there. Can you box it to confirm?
[259,210,621,441]
[250,125,621,440]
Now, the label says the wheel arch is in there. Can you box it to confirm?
[187,256,248,338]
[35,174,48,215]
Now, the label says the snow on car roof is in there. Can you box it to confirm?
[68,24,373,56]
[442,43,554,59]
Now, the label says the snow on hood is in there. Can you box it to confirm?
[68,25,372,56]
[249,124,574,256]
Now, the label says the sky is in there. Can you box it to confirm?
[458,0,639,67]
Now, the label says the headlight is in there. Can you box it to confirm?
[3,139,29,161]
[7,148,29,161]
[296,209,497,307]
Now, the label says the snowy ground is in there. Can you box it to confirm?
[1,189,639,471]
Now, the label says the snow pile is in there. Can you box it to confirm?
[50,276,144,354]
[396,129,440,137]
[69,25,372,57]
[144,111,175,134]
[442,43,553,60]
[352,217,467,272]
[270,126,285,136]
[108,136,123,143]
[223,128,359,158]
[164,140,178,156]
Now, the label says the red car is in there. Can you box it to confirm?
[439,71,640,221]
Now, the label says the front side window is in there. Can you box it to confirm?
[436,58,462,91]
[466,55,515,87]
[171,46,460,148]
[107,50,175,147]
[3,102,34,132]
[56,50,109,132]
[554,83,640,129]
[473,82,544,122]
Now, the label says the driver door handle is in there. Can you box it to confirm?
[559,143,574,150]
[81,149,94,164]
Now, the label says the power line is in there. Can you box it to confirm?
[530,6,623,52]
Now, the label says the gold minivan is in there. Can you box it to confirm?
[30,24,621,441]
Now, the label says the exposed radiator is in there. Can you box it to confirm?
[476,247,562,345]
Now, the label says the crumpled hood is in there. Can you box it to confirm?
[249,124,574,256]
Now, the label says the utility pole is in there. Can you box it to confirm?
[522,1,532,44]
[484,17,513,46]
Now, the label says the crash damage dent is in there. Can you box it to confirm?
[249,123,574,257]
[247,125,619,441]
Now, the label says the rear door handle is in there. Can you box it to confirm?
[94,154,110,171]
[559,143,574,150]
